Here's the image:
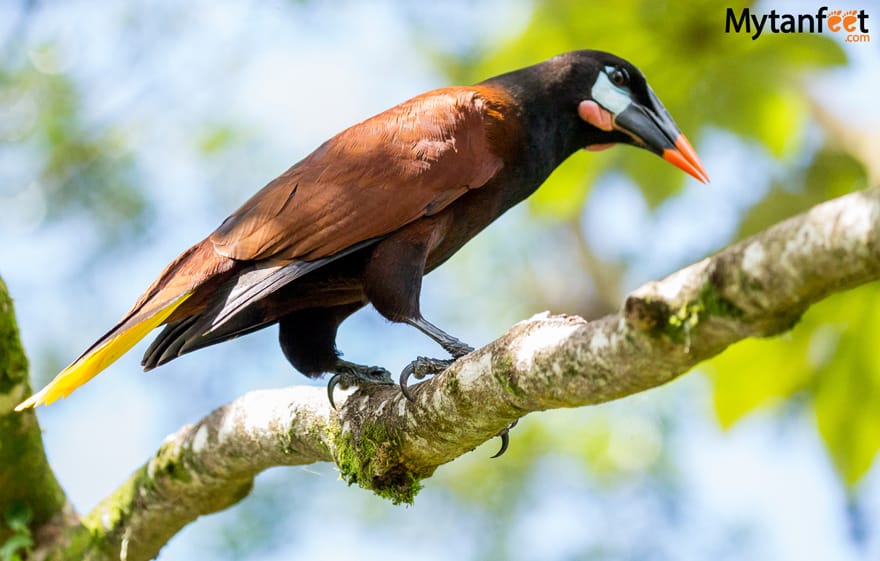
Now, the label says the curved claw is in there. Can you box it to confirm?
[490,419,519,459]
[399,357,454,402]
[399,363,416,402]
[491,431,510,459]
[327,373,343,410]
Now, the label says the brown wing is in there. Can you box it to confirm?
[210,86,509,262]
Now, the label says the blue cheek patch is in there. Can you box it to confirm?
[591,72,631,115]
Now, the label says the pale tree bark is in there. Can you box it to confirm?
[2,185,879,561]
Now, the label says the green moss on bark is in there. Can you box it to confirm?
[333,421,423,505]
[492,354,527,399]
[0,279,29,394]
[643,282,745,344]
[0,277,67,543]
[152,441,192,484]
[698,283,744,319]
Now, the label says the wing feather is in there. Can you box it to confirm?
[210,87,508,262]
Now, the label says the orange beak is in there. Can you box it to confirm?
[663,134,710,183]
[608,84,710,184]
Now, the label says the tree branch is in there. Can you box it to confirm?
[0,278,70,554]
[29,186,880,560]
[74,388,334,561]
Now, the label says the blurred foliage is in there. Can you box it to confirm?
[710,149,871,485]
[438,0,846,213]
[436,0,875,488]
[426,405,756,561]
[438,409,668,503]
[0,504,32,561]
[708,283,880,484]
[738,148,868,238]
[0,49,149,244]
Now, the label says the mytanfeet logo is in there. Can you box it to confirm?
[726,6,870,42]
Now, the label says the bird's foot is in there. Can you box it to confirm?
[444,340,475,359]
[491,420,519,459]
[399,356,456,401]
[327,359,394,409]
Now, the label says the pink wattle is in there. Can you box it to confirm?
[577,100,614,132]
[578,100,616,152]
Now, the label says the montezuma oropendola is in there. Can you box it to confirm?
[17,51,708,429]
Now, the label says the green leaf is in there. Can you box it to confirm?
[708,283,880,484]
[1,504,32,561]
[813,287,880,484]
[0,534,32,561]
[753,89,806,158]
[707,332,812,428]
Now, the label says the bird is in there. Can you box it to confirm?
[16,50,708,427]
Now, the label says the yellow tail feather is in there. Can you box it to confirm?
[15,293,192,411]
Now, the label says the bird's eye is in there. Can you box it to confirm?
[609,67,629,88]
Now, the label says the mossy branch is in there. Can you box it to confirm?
[9,185,880,560]
[0,278,71,558]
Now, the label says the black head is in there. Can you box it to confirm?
[487,50,709,183]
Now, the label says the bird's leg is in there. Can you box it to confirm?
[399,315,474,400]
[361,225,475,397]
[407,316,475,357]
[326,359,394,409]
[402,314,516,457]
[278,305,393,409]
[359,227,508,451]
